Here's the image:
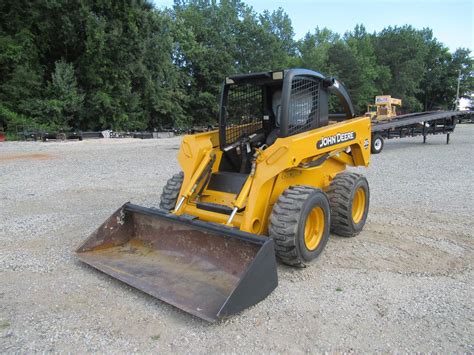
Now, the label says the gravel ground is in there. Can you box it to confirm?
[1,125,473,352]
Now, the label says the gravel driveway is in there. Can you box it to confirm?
[1,125,473,352]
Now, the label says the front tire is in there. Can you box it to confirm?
[268,186,331,267]
[326,172,370,237]
[159,172,184,211]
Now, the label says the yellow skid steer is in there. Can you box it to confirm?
[77,69,372,322]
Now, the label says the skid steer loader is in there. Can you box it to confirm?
[77,69,372,322]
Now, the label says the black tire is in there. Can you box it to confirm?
[326,172,369,237]
[371,134,384,154]
[159,172,184,211]
[268,186,331,267]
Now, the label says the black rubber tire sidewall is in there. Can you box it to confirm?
[371,135,384,154]
[296,191,331,262]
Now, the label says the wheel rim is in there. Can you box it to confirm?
[352,187,366,224]
[374,138,382,150]
[304,207,325,251]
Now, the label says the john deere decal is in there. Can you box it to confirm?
[317,132,356,149]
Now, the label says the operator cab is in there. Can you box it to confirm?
[217,69,354,174]
[199,69,355,213]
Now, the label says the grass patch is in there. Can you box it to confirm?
[150,334,160,341]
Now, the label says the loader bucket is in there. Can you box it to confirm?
[76,203,278,322]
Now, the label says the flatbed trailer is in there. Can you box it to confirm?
[370,110,473,153]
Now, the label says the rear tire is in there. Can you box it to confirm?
[268,186,330,267]
[159,172,184,211]
[371,134,384,154]
[326,172,369,237]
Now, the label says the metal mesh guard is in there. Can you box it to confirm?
[288,77,320,135]
[225,85,263,145]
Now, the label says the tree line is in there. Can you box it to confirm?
[0,0,472,133]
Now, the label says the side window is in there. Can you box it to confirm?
[288,77,320,135]
[224,84,263,146]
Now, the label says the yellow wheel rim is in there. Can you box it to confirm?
[352,187,366,224]
[304,207,325,251]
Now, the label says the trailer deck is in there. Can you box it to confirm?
[370,110,473,153]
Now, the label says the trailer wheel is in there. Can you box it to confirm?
[268,186,330,267]
[159,172,184,211]
[371,135,384,154]
[326,172,369,237]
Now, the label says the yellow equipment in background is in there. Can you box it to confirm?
[77,69,372,322]
[366,95,402,121]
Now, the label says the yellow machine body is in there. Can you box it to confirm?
[174,116,371,234]
[367,95,402,121]
[77,69,372,322]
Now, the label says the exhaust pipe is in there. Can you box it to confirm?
[76,203,278,322]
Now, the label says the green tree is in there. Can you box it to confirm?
[172,0,296,125]
[343,25,390,113]
[0,0,471,133]
[450,48,474,109]
[41,60,85,128]
[373,26,429,111]
[296,27,339,73]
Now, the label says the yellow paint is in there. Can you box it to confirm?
[174,115,371,236]
[351,187,366,224]
[199,190,235,206]
[366,95,402,121]
[304,207,325,251]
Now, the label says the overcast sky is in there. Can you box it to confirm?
[155,0,473,52]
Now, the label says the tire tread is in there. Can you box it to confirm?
[269,185,321,267]
[326,172,368,237]
[159,172,184,211]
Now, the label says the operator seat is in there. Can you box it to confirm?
[266,90,282,146]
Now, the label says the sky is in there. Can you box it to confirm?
[155,0,473,52]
